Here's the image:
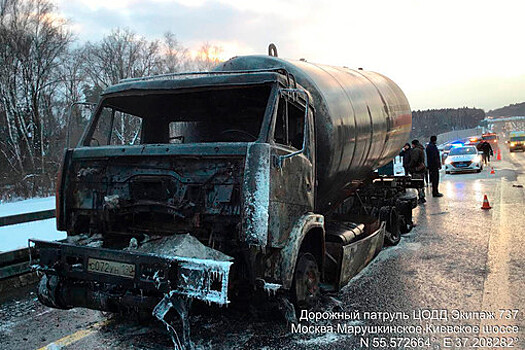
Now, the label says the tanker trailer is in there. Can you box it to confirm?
[30,45,421,347]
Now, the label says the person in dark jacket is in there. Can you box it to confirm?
[477,140,493,165]
[399,143,411,176]
[425,135,443,197]
[408,140,426,203]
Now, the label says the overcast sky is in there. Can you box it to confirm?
[54,0,525,111]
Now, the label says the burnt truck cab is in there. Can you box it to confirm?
[32,70,330,313]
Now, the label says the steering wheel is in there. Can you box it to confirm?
[219,129,257,141]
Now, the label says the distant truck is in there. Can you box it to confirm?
[508,131,525,152]
[481,132,499,150]
[31,47,421,343]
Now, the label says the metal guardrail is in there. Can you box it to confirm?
[0,209,56,280]
[0,247,35,280]
[0,209,55,227]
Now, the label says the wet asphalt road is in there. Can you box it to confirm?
[0,147,523,350]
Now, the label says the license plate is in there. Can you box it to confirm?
[87,258,135,279]
[457,163,467,167]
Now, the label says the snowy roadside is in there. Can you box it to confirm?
[0,197,55,217]
[0,196,64,252]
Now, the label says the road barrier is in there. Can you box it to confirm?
[0,209,55,227]
[0,210,56,281]
[0,246,35,280]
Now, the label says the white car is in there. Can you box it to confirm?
[445,146,483,174]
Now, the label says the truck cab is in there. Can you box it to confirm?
[35,70,327,312]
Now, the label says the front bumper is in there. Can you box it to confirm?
[445,162,482,173]
[30,239,233,308]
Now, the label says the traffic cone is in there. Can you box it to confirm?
[490,167,495,175]
[497,150,501,161]
[481,195,492,210]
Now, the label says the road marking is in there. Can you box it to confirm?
[36,320,110,350]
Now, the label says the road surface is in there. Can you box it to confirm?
[1,147,523,350]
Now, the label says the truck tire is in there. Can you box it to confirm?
[381,206,401,246]
[397,201,413,234]
[37,275,71,310]
[292,252,320,309]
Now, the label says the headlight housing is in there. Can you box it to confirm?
[510,142,516,147]
[473,155,482,163]
[445,158,452,165]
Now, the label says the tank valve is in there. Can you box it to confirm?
[268,43,278,57]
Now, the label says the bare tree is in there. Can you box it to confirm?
[82,28,165,89]
[0,2,220,198]
[0,0,71,197]
[161,31,190,73]
[81,29,173,145]
[193,42,223,71]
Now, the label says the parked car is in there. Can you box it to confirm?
[438,141,464,164]
[445,146,483,174]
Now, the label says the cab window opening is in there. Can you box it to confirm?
[274,98,305,150]
[84,85,272,146]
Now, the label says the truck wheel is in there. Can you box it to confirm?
[399,217,413,234]
[396,201,413,234]
[292,253,320,309]
[37,275,70,310]
[381,207,401,246]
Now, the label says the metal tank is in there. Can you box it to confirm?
[215,55,412,212]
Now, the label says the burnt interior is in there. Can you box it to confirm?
[86,85,272,147]
[67,156,245,254]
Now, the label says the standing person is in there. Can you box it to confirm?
[424,142,430,187]
[399,143,411,176]
[425,135,443,198]
[408,140,426,203]
[481,140,493,165]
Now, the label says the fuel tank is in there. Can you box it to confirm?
[215,55,412,213]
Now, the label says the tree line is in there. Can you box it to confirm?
[487,102,525,117]
[410,107,486,143]
[0,0,222,200]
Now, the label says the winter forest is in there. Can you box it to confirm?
[0,0,222,200]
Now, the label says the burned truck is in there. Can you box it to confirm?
[31,47,420,331]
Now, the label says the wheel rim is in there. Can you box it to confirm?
[294,253,320,308]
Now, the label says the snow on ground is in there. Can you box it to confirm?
[0,196,64,252]
[0,218,65,252]
[0,196,55,217]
